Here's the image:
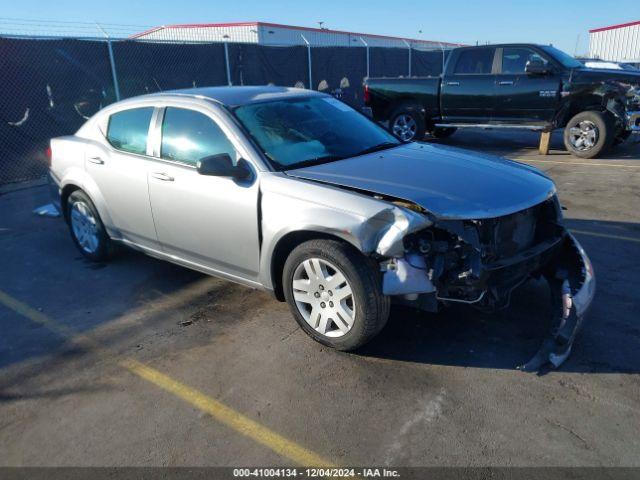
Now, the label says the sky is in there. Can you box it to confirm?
[3,0,639,55]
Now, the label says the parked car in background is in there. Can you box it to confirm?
[364,44,640,158]
[48,86,594,370]
[578,58,639,71]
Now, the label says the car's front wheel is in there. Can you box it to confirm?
[66,190,112,262]
[563,111,614,158]
[283,239,390,351]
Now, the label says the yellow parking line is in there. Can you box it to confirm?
[570,229,640,244]
[522,159,640,168]
[121,358,334,467]
[0,290,334,467]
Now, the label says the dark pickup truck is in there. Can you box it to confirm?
[364,43,640,158]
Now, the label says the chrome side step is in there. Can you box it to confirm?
[434,123,548,132]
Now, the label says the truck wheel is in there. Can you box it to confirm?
[283,239,390,351]
[429,127,457,139]
[66,190,112,262]
[563,111,614,159]
[389,104,426,142]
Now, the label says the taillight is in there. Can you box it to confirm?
[363,84,370,104]
[45,146,52,167]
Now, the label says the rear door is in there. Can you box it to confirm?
[440,47,498,123]
[86,106,160,250]
[492,46,562,125]
[147,105,261,280]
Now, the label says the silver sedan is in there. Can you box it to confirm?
[48,86,594,370]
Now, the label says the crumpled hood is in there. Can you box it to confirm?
[573,67,640,84]
[285,143,556,220]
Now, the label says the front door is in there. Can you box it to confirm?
[492,47,561,125]
[440,47,497,123]
[147,106,261,281]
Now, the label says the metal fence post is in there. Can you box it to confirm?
[402,39,412,77]
[301,34,312,89]
[438,43,446,74]
[359,37,369,78]
[224,41,232,86]
[96,23,121,101]
[106,40,121,101]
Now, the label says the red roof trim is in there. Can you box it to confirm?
[589,20,640,33]
[131,21,463,46]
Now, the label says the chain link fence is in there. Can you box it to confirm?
[0,19,452,185]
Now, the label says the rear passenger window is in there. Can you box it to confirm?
[453,49,495,75]
[161,108,236,166]
[107,107,154,155]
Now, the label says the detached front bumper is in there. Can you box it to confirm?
[518,233,595,372]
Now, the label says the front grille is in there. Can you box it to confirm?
[473,198,560,263]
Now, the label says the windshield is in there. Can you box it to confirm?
[233,96,400,170]
[540,46,584,69]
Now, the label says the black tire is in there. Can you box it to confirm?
[388,103,426,142]
[563,111,614,159]
[282,239,390,351]
[66,190,112,262]
[429,127,457,139]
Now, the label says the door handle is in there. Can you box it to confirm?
[446,81,460,86]
[88,156,104,164]
[498,81,514,86]
[151,172,174,182]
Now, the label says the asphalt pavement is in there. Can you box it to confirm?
[1,130,639,467]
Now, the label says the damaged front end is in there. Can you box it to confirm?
[378,196,595,371]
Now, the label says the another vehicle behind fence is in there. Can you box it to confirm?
[364,43,640,158]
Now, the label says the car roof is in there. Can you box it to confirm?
[147,86,324,107]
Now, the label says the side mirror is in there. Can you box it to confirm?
[525,59,550,75]
[196,154,252,181]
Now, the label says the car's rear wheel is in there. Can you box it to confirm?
[283,239,389,351]
[66,190,111,262]
[563,111,614,158]
[389,104,425,142]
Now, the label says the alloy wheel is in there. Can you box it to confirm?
[392,114,417,141]
[70,201,99,254]
[291,258,355,338]
[569,120,599,151]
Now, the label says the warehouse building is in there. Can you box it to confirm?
[132,21,462,51]
[589,20,640,65]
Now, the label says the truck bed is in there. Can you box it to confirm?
[365,77,441,122]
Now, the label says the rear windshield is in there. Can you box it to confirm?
[233,96,399,171]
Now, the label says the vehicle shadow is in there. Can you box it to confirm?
[426,129,640,161]
[358,218,640,374]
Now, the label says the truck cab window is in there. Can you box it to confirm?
[453,48,495,75]
[502,48,548,74]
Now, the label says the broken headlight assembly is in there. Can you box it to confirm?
[381,196,595,371]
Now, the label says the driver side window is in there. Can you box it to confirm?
[502,48,548,74]
[160,107,236,166]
